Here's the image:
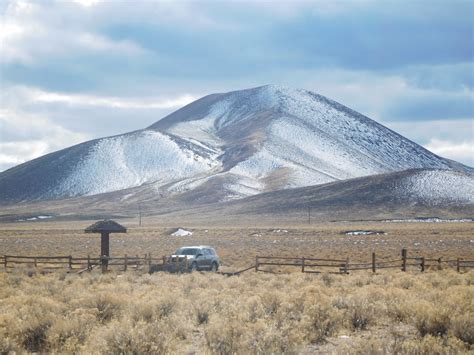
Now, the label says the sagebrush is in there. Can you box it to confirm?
[0,269,473,354]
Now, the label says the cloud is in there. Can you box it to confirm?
[3,0,472,89]
[29,88,196,110]
[385,119,473,166]
[276,68,473,124]
[383,90,473,121]
[0,140,49,171]
[0,1,149,66]
[0,0,472,171]
[0,108,89,144]
[0,108,89,171]
[0,85,199,164]
[72,0,100,7]
[403,63,474,91]
[268,1,473,70]
[425,139,474,167]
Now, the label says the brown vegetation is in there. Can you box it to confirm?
[0,269,473,354]
[0,220,473,353]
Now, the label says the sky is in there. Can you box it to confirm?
[0,0,473,172]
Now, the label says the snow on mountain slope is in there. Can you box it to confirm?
[0,85,471,204]
[154,85,465,198]
[199,169,474,222]
[396,170,474,205]
[54,130,220,197]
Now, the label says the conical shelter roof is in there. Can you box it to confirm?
[85,220,127,233]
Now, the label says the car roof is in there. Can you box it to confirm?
[177,246,214,249]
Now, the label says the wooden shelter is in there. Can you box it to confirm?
[85,220,127,271]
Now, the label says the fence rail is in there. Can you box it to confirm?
[254,250,473,274]
[256,256,349,274]
[1,249,473,275]
[1,254,162,272]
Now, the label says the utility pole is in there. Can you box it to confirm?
[308,207,311,225]
[138,203,142,227]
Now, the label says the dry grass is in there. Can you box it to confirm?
[0,220,473,353]
[0,269,473,354]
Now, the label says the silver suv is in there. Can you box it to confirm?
[172,246,220,271]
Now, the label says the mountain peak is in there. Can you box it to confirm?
[0,85,470,204]
[147,84,326,133]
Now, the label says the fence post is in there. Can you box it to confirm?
[4,256,7,269]
[344,259,349,274]
[301,257,305,273]
[34,257,37,268]
[401,248,407,272]
[372,252,376,273]
[457,258,460,273]
[255,256,259,272]
[87,255,91,270]
[438,257,442,270]
[136,255,139,270]
[420,257,425,272]
[68,255,72,270]
[124,254,128,271]
[101,256,107,273]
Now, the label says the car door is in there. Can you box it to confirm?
[201,248,212,269]
[196,248,208,269]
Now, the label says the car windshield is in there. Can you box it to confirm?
[175,248,199,255]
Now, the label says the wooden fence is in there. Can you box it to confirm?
[255,256,349,274]
[255,249,474,274]
[1,249,473,274]
[0,254,157,273]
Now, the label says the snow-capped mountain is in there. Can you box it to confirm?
[0,85,471,204]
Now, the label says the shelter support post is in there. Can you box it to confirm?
[101,232,110,272]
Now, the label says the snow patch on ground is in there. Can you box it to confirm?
[344,230,386,236]
[17,215,53,222]
[166,174,213,194]
[223,174,265,199]
[384,218,473,223]
[168,115,222,147]
[171,228,193,237]
[120,193,134,201]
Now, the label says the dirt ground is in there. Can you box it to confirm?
[0,219,472,271]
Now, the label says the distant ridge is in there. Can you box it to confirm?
[0,169,472,223]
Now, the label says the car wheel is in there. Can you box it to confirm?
[190,262,198,272]
[210,262,218,272]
